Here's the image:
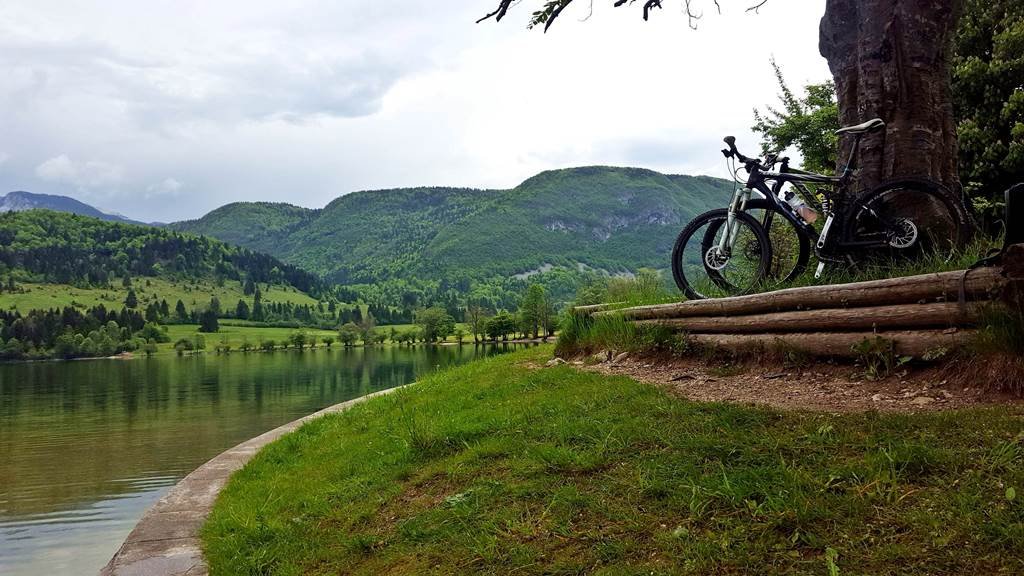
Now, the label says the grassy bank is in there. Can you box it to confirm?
[159,324,339,353]
[157,323,478,354]
[0,277,319,313]
[202,346,1023,575]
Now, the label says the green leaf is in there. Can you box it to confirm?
[1007,487,1017,501]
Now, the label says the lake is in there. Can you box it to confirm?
[0,344,518,575]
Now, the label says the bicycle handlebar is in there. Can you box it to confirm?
[722,136,768,172]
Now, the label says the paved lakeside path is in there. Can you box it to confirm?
[100,386,406,576]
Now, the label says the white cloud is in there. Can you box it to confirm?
[146,177,183,198]
[35,154,124,189]
[0,1,831,221]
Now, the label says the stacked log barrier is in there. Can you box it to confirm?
[582,247,1024,358]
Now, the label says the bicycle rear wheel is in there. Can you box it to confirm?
[844,179,966,262]
[671,209,771,300]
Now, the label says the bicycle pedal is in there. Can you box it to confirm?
[814,261,826,279]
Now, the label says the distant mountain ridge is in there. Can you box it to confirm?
[171,166,733,284]
[0,191,146,225]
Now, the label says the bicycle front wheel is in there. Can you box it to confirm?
[671,209,772,300]
[734,198,811,288]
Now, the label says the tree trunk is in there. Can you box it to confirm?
[819,0,962,198]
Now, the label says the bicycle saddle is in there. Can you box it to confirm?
[835,118,886,135]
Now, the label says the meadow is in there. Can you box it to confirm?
[202,346,1024,575]
[0,277,318,313]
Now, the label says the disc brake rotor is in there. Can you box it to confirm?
[888,218,919,249]
[704,246,729,271]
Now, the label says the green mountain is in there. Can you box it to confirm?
[172,167,731,284]
[166,202,317,256]
[0,209,326,297]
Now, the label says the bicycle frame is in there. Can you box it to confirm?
[724,132,883,257]
[724,170,834,254]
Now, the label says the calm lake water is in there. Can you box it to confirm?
[0,344,517,575]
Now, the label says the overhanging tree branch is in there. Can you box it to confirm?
[478,0,769,31]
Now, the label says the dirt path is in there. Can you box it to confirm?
[575,355,1022,414]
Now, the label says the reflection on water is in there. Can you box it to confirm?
[0,344,517,575]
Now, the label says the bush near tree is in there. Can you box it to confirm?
[486,312,517,341]
[416,307,455,342]
[338,322,361,347]
[289,330,310,350]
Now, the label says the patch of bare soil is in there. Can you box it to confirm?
[575,354,1023,414]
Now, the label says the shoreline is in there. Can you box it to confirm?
[99,385,408,576]
[0,337,548,365]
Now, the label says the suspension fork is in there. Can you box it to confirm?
[717,187,752,254]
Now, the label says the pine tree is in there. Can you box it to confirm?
[199,309,219,333]
[145,302,161,323]
[125,289,138,309]
[175,299,188,322]
[251,287,264,322]
[235,299,250,320]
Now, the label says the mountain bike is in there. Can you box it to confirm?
[671,118,973,300]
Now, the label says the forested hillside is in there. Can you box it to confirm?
[173,167,731,284]
[167,202,317,256]
[0,210,325,295]
[0,210,350,360]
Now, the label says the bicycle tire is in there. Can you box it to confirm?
[842,178,968,260]
[671,209,772,300]
[703,198,811,288]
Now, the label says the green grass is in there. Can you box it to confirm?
[160,324,339,352]
[151,323,478,355]
[556,310,679,358]
[202,346,1024,575]
[0,276,318,313]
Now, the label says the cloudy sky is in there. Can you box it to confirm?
[0,0,830,222]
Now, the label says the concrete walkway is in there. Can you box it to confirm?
[100,387,404,576]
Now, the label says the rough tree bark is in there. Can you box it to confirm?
[819,0,963,200]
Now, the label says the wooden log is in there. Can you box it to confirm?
[571,303,624,315]
[634,301,992,334]
[686,329,976,358]
[595,267,1005,320]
